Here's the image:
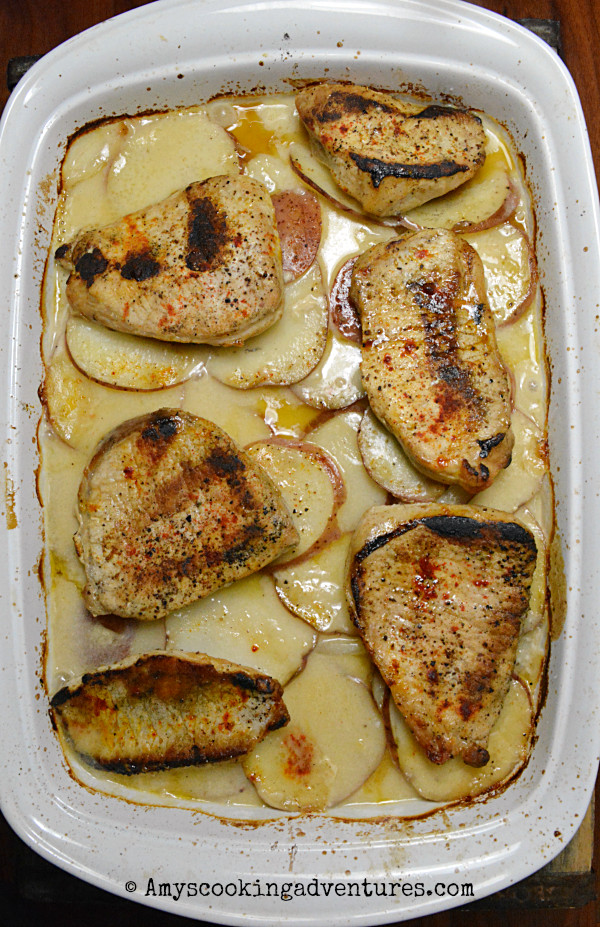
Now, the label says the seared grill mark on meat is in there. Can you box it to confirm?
[141,413,179,442]
[295,82,486,216]
[352,514,536,572]
[408,274,486,428]
[54,242,70,261]
[75,248,108,287]
[204,449,245,478]
[314,88,397,123]
[75,410,299,620]
[347,503,538,767]
[120,251,161,281]
[185,194,228,272]
[350,229,514,491]
[406,104,478,122]
[51,651,290,773]
[349,152,469,186]
[135,412,180,465]
[477,433,506,458]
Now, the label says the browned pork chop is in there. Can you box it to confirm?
[55,175,284,345]
[50,651,289,774]
[350,228,514,492]
[75,409,299,621]
[295,82,486,217]
[346,503,537,767]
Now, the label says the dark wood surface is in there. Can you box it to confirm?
[1,1,598,925]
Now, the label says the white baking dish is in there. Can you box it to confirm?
[1,0,599,922]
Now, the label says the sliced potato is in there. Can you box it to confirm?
[308,408,387,532]
[389,677,532,802]
[244,152,301,191]
[358,407,446,502]
[291,327,365,409]
[165,573,315,685]
[312,636,374,684]
[105,108,239,215]
[464,222,534,325]
[345,750,417,806]
[496,307,547,429]
[123,758,263,806]
[66,315,207,390]
[57,110,239,241]
[318,205,395,293]
[514,616,549,692]
[243,651,386,811]
[405,153,513,231]
[43,347,185,454]
[206,264,328,388]
[245,440,340,564]
[273,533,356,634]
[514,491,550,636]
[54,176,122,246]
[61,121,125,189]
[313,633,367,659]
[435,484,473,505]
[472,408,547,512]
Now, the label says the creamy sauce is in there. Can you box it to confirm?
[40,93,551,815]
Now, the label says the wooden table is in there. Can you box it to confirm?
[0,1,598,925]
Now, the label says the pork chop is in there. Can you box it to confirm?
[50,650,289,774]
[55,175,284,345]
[295,82,486,217]
[75,409,299,620]
[346,503,538,767]
[350,228,514,492]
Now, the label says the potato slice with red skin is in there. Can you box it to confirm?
[273,188,321,282]
[289,256,366,410]
[245,438,345,566]
[243,651,386,811]
[66,315,206,391]
[471,409,547,512]
[358,407,446,502]
[402,169,516,233]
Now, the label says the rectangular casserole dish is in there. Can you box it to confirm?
[1,0,599,921]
